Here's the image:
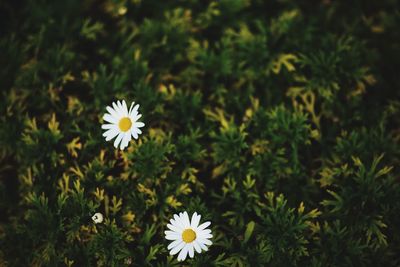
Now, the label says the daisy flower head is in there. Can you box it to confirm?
[102,100,145,150]
[165,211,212,262]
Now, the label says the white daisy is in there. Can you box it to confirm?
[101,100,145,150]
[165,211,213,262]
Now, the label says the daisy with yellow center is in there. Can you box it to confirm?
[165,211,212,262]
[102,100,145,150]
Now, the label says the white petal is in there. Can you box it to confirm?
[122,100,128,116]
[113,132,123,149]
[188,243,194,258]
[177,244,189,261]
[191,212,200,228]
[193,240,202,253]
[165,230,179,236]
[103,128,119,141]
[102,123,116,130]
[120,132,131,150]
[120,142,127,151]
[102,127,114,137]
[132,113,142,121]
[103,114,117,124]
[199,229,212,235]
[166,234,181,241]
[182,212,190,228]
[170,217,184,230]
[135,128,142,135]
[197,238,212,246]
[169,217,177,226]
[174,214,185,229]
[135,122,145,128]
[132,104,140,114]
[130,110,138,118]
[197,221,211,231]
[131,128,139,139]
[117,101,123,114]
[116,101,124,116]
[170,240,185,255]
[112,102,119,112]
[198,241,208,251]
[167,223,182,233]
[113,102,123,116]
[165,229,181,240]
[128,102,135,114]
[168,239,183,250]
[106,106,119,119]
[198,233,213,239]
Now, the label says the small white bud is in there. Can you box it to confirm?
[124,257,132,265]
[92,212,104,224]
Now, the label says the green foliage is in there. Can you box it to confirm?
[1,0,400,266]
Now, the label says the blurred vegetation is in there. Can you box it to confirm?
[1,0,400,266]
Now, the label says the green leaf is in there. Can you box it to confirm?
[244,221,255,243]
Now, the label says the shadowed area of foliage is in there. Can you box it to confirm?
[0,0,400,266]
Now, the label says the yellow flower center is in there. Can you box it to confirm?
[118,117,132,132]
[182,229,196,243]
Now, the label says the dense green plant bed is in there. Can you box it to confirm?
[1,0,400,266]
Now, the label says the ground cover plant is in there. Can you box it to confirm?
[1,0,400,266]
